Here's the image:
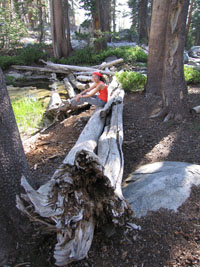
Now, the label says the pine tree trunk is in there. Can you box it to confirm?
[0,68,34,264]
[146,0,169,96]
[148,0,190,121]
[139,0,148,43]
[161,0,190,121]
[185,0,195,45]
[50,0,70,58]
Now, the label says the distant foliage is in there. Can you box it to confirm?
[56,46,148,65]
[0,45,47,70]
[184,66,200,84]
[115,71,147,92]
[0,5,26,49]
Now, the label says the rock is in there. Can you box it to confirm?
[105,56,118,63]
[189,46,200,58]
[184,51,189,63]
[6,71,24,79]
[123,161,200,218]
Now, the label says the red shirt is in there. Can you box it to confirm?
[98,81,108,102]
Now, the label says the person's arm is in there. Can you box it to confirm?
[79,83,96,95]
[78,83,104,99]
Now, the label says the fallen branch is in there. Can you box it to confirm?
[16,77,133,266]
[63,77,76,98]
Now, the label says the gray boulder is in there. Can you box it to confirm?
[189,46,200,58]
[123,161,200,218]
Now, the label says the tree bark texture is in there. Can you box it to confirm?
[0,68,33,264]
[147,0,190,121]
[93,0,111,52]
[139,0,148,43]
[161,0,190,121]
[146,0,169,96]
[50,0,70,58]
[16,78,133,266]
[185,0,195,44]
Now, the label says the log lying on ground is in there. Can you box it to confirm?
[12,65,69,74]
[16,77,133,266]
[41,60,116,76]
[63,77,76,98]
[68,73,87,90]
[92,58,124,70]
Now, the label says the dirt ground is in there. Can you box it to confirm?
[23,85,200,267]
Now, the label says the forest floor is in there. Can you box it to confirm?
[22,85,200,267]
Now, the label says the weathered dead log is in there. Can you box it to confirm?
[16,77,132,266]
[76,75,92,82]
[12,65,69,74]
[191,105,200,114]
[67,73,87,90]
[40,60,115,76]
[92,58,124,69]
[63,77,76,98]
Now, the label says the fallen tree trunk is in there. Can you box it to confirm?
[92,58,124,69]
[63,77,76,98]
[41,60,115,76]
[68,73,87,90]
[12,65,69,74]
[16,77,133,266]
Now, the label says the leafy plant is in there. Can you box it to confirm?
[115,71,147,92]
[184,66,200,84]
[0,45,47,70]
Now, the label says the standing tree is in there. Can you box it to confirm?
[146,0,190,121]
[93,0,111,52]
[139,0,148,43]
[80,0,111,52]
[0,68,34,265]
[49,0,72,58]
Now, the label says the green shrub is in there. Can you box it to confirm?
[184,66,200,84]
[11,97,45,135]
[115,71,147,92]
[55,46,148,66]
[0,45,47,70]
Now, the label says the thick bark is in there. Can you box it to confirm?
[93,0,111,52]
[146,0,169,96]
[112,0,116,32]
[64,0,73,53]
[37,0,44,43]
[185,0,195,44]
[50,0,70,58]
[147,0,190,121]
[0,68,33,264]
[139,0,148,43]
[161,0,190,121]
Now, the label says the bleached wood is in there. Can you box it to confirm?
[12,65,69,74]
[76,75,92,82]
[67,73,87,90]
[63,77,76,98]
[41,60,115,75]
[16,77,132,266]
[92,58,124,69]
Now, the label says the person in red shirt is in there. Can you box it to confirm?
[70,72,108,107]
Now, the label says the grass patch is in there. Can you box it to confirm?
[11,97,45,135]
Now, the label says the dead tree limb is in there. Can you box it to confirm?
[16,77,133,266]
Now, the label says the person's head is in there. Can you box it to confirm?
[92,72,105,83]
